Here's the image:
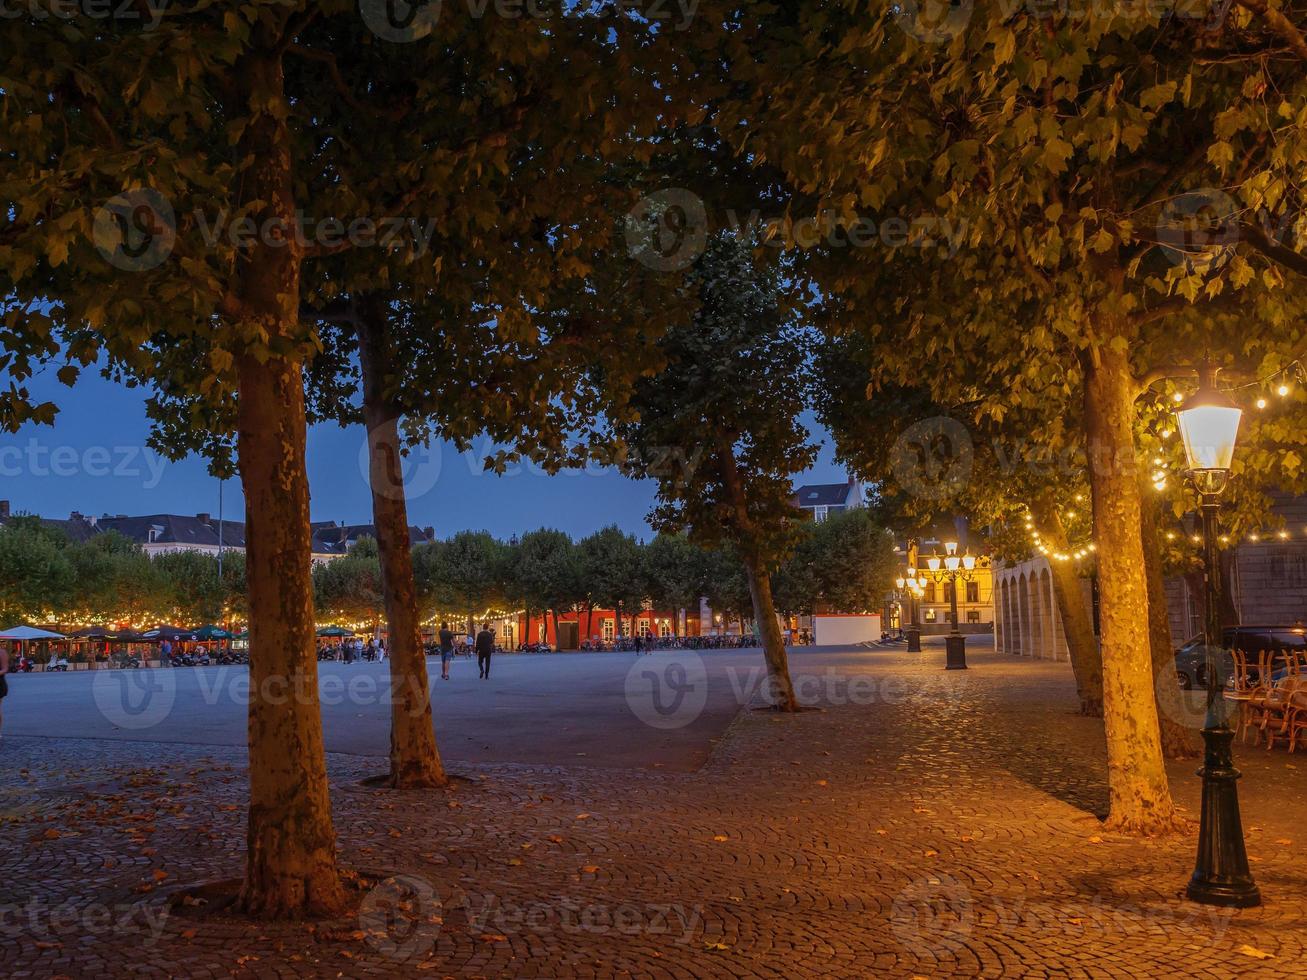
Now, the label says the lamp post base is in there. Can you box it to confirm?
[945,634,967,670]
[906,628,921,653]
[1187,725,1260,908]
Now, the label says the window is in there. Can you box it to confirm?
[944,582,955,603]
[640,622,652,638]
[966,581,979,603]
[925,583,937,603]
[966,610,981,624]
[924,608,937,622]
[602,618,614,641]
[813,506,828,522]
[945,610,955,624]
[659,622,672,638]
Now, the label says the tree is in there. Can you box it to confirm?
[313,538,385,628]
[0,518,74,625]
[512,529,580,647]
[576,526,645,638]
[708,2,1307,828]
[154,550,228,625]
[643,533,704,636]
[619,235,815,709]
[810,510,898,615]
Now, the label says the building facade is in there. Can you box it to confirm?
[0,501,435,563]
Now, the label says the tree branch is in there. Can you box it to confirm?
[1236,0,1307,62]
[1241,220,1307,278]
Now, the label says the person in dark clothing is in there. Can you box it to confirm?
[475,624,495,679]
[439,622,455,681]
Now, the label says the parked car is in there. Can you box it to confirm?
[1175,626,1307,689]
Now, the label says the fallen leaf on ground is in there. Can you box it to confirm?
[1236,945,1274,960]
[580,865,600,874]
[713,835,729,842]
[705,942,730,951]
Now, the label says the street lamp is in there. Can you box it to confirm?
[923,540,974,670]
[893,571,926,646]
[1176,366,1260,909]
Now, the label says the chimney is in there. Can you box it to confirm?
[196,513,210,523]
[423,526,435,540]
[0,500,8,519]
[70,510,83,522]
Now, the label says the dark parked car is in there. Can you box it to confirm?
[1175,626,1307,689]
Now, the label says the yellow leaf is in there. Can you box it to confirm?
[1236,944,1274,960]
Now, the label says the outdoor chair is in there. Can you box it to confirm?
[1254,676,1307,750]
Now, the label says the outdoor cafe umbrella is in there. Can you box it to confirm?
[70,626,121,641]
[0,626,67,641]
[316,626,356,637]
[193,624,233,642]
[141,625,198,643]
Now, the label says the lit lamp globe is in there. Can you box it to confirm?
[927,555,942,572]
[896,577,907,589]
[944,554,961,572]
[1177,382,1242,496]
[962,553,977,571]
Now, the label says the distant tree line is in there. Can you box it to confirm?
[0,510,894,633]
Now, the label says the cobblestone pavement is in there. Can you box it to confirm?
[3,644,1306,978]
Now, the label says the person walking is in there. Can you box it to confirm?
[0,643,8,741]
[439,622,455,681]
[475,623,495,680]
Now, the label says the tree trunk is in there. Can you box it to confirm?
[1082,341,1179,834]
[1030,495,1104,716]
[585,602,593,644]
[524,608,532,647]
[744,558,798,711]
[356,296,446,789]
[1139,486,1200,759]
[551,608,560,650]
[233,44,344,918]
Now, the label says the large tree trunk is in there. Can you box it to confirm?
[1030,495,1103,716]
[1082,341,1179,834]
[744,558,798,711]
[1140,486,1201,759]
[551,608,560,650]
[356,296,446,789]
[234,44,344,918]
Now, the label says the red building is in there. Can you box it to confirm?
[514,607,700,649]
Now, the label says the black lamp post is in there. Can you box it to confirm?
[1176,366,1260,909]
[925,541,975,670]
[895,570,926,648]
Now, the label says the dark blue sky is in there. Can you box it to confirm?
[2,367,849,539]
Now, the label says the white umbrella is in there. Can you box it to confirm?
[0,626,67,641]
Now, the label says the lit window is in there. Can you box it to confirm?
[602,618,614,641]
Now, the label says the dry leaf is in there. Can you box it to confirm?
[580,865,600,874]
[705,941,730,951]
[479,933,508,943]
[713,835,729,842]
[1236,944,1274,960]
[1087,836,1104,844]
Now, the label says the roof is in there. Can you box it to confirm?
[792,482,856,508]
[310,523,435,556]
[97,514,248,549]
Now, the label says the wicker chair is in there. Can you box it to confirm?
[1257,676,1307,750]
